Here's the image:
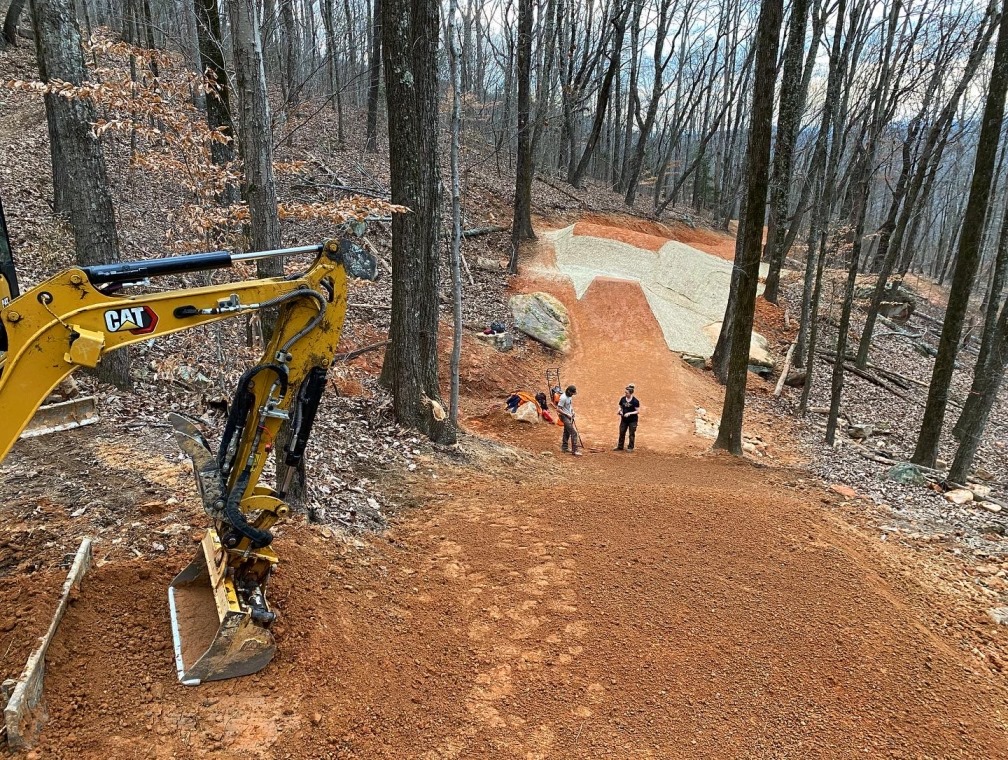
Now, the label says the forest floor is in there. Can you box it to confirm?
[3,40,1008,758]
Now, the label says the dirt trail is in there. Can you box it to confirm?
[561,277,716,451]
[513,232,719,452]
[20,453,1008,758]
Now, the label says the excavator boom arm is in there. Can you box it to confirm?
[0,240,356,462]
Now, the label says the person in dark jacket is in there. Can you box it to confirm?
[614,384,640,451]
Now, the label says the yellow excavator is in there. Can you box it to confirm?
[0,238,376,685]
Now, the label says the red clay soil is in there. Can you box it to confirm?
[579,212,676,239]
[19,453,1008,759]
[753,296,797,347]
[6,215,1008,758]
[568,214,739,264]
[0,567,65,682]
[559,277,718,452]
[666,222,737,262]
[571,221,669,252]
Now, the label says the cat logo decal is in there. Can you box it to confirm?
[104,305,159,335]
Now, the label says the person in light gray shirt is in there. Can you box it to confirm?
[556,385,581,456]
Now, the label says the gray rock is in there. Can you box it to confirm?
[988,607,1008,626]
[509,292,571,352]
[846,423,874,440]
[886,462,926,485]
[878,301,912,323]
[682,354,707,369]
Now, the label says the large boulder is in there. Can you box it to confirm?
[886,462,926,485]
[510,292,571,352]
[703,323,774,367]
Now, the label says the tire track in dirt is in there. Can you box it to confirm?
[418,483,587,758]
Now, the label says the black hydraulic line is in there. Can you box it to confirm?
[0,191,18,301]
[284,367,328,468]
[217,363,288,471]
[222,469,274,548]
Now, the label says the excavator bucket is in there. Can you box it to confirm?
[167,529,276,685]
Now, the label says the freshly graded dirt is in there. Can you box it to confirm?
[3,212,1005,758]
[0,568,65,683]
[14,453,1008,759]
[543,224,772,359]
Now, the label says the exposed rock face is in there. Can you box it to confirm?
[509,292,571,352]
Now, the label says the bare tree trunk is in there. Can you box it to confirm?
[762,0,812,303]
[3,0,28,46]
[279,0,299,139]
[509,0,534,272]
[954,191,1008,438]
[713,0,783,455]
[380,0,453,443]
[193,0,238,201]
[568,0,628,189]
[913,0,1008,468]
[30,0,130,389]
[365,0,382,152]
[826,144,871,444]
[447,0,463,429]
[950,297,1008,482]
[227,0,281,273]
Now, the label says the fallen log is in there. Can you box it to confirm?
[462,225,509,238]
[293,181,391,200]
[816,353,917,404]
[774,343,796,397]
[848,441,897,465]
[335,340,391,362]
[534,175,588,208]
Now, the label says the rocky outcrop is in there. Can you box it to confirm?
[509,292,571,353]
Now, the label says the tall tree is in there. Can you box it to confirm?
[193,0,238,201]
[761,0,813,303]
[380,0,453,443]
[365,0,382,152]
[912,0,1008,468]
[2,0,27,47]
[510,0,535,273]
[29,0,130,389]
[568,0,629,189]
[954,190,1008,439]
[227,0,281,265]
[447,0,464,429]
[950,296,1008,483]
[713,0,783,455]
